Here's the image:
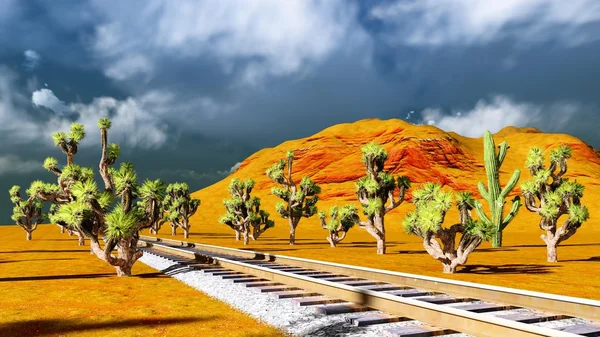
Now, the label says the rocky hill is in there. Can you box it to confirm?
[191,118,600,233]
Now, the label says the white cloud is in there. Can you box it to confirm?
[370,0,600,46]
[0,67,41,145]
[32,88,68,115]
[53,96,169,149]
[419,95,578,137]
[23,49,41,70]
[0,155,42,176]
[89,0,362,83]
[229,162,242,173]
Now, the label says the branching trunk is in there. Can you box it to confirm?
[288,217,299,245]
[26,231,32,241]
[171,224,176,236]
[76,231,85,246]
[60,226,65,234]
[235,230,240,241]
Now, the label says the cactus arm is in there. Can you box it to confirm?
[501,196,521,230]
[497,142,509,166]
[499,169,520,199]
[474,201,492,226]
[477,181,490,201]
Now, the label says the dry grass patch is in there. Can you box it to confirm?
[0,224,286,337]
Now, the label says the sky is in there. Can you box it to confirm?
[1,0,600,224]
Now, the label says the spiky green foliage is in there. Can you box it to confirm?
[43,157,59,172]
[98,118,112,130]
[220,178,273,244]
[266,150,320,244]
[318,204,359,247]
[68,123,85,143]
[107,144,120,161]
[105,206,139,241]
[403,183,493,273]
[20,118,172,276]
[473,131,521,247]
[162,182,199,238]
[520,145,589,262]
[8,185,45,239]
[52,132,67,147]
[355,142,411,254]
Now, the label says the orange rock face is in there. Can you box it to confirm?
[192,118,600,232]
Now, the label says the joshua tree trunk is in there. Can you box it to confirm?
[76,231,85,246]
[442,263,457,274]
[115,242,138,277]
[288,218,299,245]
[68,230,73,236]
[26,231,32,241]
[546,243,558,262]
[374,215,386,254]
[541,232,561,262]
[376,236,385,255]
[492,231,503,248]
[235,230,240,241]
[60,226,65,234]
[183,229,189,239]
[327,236,336,247]
[171,225,176,236]
[243,232,249,245]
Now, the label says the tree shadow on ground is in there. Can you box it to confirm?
[559,256,600,262]
[0,258,78,264]
[0,273,114,282]
[41,238,79,241]
[0,249,88,254]
[458,264,559,275]
[509,243,600,248]
[189,233,233,238]
[0,316,214,337]
[239,247,307,253]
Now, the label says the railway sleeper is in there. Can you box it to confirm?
[346,313,411,327]
[554,323,600,336]
[231,277,267,283]
[495,312,569,324]
[452,303,518,313]
[316,303,375,315]
[416,296,475,305]
[292,296,346,306]
[383,325,456,337]
[270,290,321,299]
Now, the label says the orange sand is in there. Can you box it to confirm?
[0,224,286,337]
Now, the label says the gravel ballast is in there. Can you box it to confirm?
[138,252,593,337]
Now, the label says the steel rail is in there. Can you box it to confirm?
[139,235,600,322]
[142,239,595,337]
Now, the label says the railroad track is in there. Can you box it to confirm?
[138,235,600,337]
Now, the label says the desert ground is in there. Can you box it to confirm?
[0,225,286,337]
[151,218,600,301]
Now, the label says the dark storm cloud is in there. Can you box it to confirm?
[1,0,600,224]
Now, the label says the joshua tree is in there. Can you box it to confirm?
[9,185,44,240]
[355,142,410,254]
[28,118,167,276]
[219,178,275,245]
[521,146,589,262]
[403,183,494,273]
[318,205,360,247]
[162,183,200,238]
[266,151,320,245]
[473,131,521,247]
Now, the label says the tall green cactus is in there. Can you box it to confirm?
[473,131,521,247]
